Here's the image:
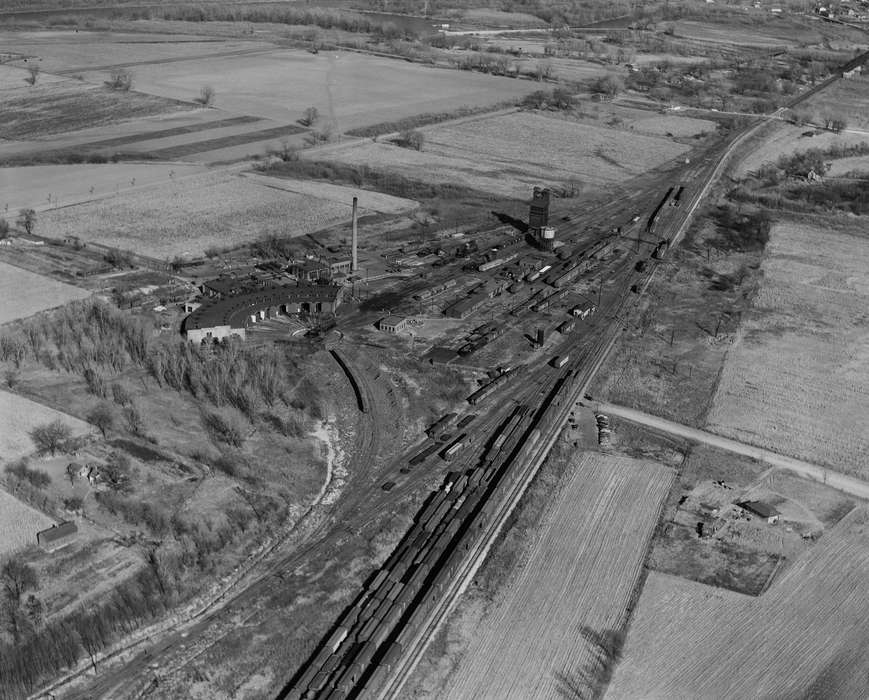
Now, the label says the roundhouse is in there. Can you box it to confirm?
[183,283,343,343]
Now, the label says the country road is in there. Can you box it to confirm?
[592,401,869,500]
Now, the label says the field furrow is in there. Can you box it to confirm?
[442,452,674,700]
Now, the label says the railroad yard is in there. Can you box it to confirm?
[0,3,868,700]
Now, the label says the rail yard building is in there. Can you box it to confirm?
[378,316,409,333]
[183,283,343,343]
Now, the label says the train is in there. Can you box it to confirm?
[647,186,675,234]
[329,350,367,413]
[467,365,525,406]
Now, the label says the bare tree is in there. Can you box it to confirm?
[0,218,9,239]
[87,402,115,438]
[1,558,38,607]
[300,106,319,126]
[106,68,133,91]
[396,129,424,151]
[198,84,216,106]
[16,208,36,236]
[30,418,73,456]
[25,64,40,86]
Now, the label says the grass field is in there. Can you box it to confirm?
[0,79,188,140]
[0,486,55,557]
[0,388,91,461]
[705,220,869,478]
[37,170,413,258]
[0,261,91,325]
[77,48,539,128]
[440,452,674,700]
[315,111,690,198]
[735,122,869,178]
[607,507,869,699]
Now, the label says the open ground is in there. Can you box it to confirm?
[607,507,869,699]
[437,451,673,700]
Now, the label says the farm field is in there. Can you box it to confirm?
[0,78,189,140]
[806,77,869,130]
[0,260,91,325]
[0,388,91,461]
[0,487,56,557]
[0,162,207,213]
[76,48,541,129]
[439,452,674,700]
[37,170,415,258]
[242,172,419,215]
[705,220,869,478]
[315,111,690,198]
[0,30,272,73]
[607,508,869,699]
[826,153,869,176]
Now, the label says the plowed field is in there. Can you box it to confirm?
[607,508,869,699]
[441,452,674,700]
[0,260,91,324]
[705,221,869,477]
[0,487,55,557]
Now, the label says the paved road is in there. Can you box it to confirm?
[591,401,869,500]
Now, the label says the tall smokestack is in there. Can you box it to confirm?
[351,196,358,272]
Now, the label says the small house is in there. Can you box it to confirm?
[737,500,780,524]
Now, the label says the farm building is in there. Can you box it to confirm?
[737,500,780,524]
[378,316,409,333]
[37,521,78,552]
[183,283,343,343]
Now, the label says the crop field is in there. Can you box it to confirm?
[626,114,715,137]
[440,452,674,700]
[0,388,91,461]
[0,261,91,325]
[37,170,414,258]
[705,221,869,478]
[607,508,869,699]
[77,48,540,128]
[0,79,188,140]
[1,163,208,213]
[316,112,690,198]
[0,487,55,557]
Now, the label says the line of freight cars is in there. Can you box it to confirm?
[288,356,592,700]
[467,364,526,406]
[287,406,540,700]
[329,350,367,414]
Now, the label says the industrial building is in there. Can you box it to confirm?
[444,292,489,319]
[288,258,352,283]
[378,316,409,334]
[183,283,343,343]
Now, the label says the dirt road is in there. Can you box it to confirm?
[591,401,869,500]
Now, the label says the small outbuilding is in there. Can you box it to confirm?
[37,521,78,552]
[737,500,780,524]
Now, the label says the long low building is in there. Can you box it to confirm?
[183,283,343,343]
